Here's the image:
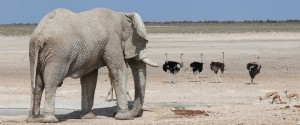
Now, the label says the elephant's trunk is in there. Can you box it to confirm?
[128,60,146,117]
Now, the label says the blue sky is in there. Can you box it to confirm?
[0,0,299,24]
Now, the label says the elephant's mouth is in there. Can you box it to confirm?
[141,58,159,67]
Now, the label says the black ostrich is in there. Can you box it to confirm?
[247,57,261,84]
[163,53,184,83]
[210,52,225,83]
[190,53,203,82]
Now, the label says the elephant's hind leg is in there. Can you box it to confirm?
[26,71,45,122]
[40,62,66,123]
[80,69,98,119]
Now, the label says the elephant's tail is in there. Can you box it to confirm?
[32,48,39,90]
[31,33,44,90]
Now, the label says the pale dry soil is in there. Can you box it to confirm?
[0,32,300,125]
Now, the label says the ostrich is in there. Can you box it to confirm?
[105,74,132,101]
[210,52,225,83]
[247,57,261,84]
[284,90,299,104]
[105,85,133,102]
[190,53,203,82]
[163,53,184,84]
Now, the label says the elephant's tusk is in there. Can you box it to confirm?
[141,58,159,67]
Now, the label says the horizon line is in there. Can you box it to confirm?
[2,19,300,25]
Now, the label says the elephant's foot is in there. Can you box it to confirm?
[80,111,96,119]
[115,109,133,120]
[41,115,59,123]
[135,110,143,117]
[26,115,42,123]
[26,115,58,123]
[130,109,143,117]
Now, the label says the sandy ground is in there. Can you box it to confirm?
[0,32,300,124]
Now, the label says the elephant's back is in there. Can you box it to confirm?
[32,8,107,44]
[79,8,114,16]
[32,8,76,35]
[78,8,122,26]
[30,8,108,74]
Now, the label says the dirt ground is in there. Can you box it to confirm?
[0,32,300,124]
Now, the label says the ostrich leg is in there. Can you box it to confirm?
[172,71,178,84]
[197,72,199,83]
[111,87,113,101]
[251,78,254,84]
[167,70,171,84]
[214,74,218,83]
[218,74,222,83]
[193,73,196,82]
[126,91,132,101]
[105,86,113,101]
[105,87,132,101]
[218,69,222,83]
[173,73,176,84]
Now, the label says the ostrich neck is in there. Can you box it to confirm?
[165,54,168,61]
[201,55,203,63]
[222,53,224,64]
[180,56,183,65]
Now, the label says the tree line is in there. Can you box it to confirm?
[144,20,300,24]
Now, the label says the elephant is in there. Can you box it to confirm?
[27,8,158,123]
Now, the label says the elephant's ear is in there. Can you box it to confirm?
[126,13,148,40]
[122,13,148,59]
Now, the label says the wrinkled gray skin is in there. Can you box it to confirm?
[27,8,155,123]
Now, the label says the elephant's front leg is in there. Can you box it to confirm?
[104,51,132,120]
[109,69,132,120]
[80,69,98,119]
[128,60,147,117]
